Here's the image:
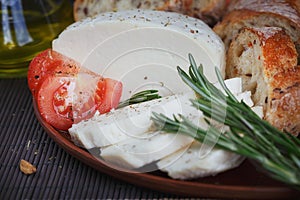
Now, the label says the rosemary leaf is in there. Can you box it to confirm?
[117,90,161,109]
[151,54,300,188]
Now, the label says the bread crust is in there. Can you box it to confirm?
[268,67,300,135]
[227,0,300,26]
[226,27,300,135]
[73,0,227,26]
[213,0,300,62]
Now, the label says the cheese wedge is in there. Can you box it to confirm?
[75,78,255,170]
[69,92,202,149]
[100,132,194,170]
[156,141,244,180]
[52,10,225,99]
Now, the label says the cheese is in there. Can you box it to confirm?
[52,10,225,100]
[69,92,202,149]
[100,132,194,170]
[156,141,244,180]
[69,77,257,171]
[215,77,242,95]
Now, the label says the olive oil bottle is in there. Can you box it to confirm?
[0,0,74,78]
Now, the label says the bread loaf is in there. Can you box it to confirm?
[213,0,300,62]
[226,26,300,135]
[73,0,227,26]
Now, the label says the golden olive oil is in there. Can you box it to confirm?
[0,0,74,78]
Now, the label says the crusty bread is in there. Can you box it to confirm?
[213,0,300,62]
[226,27,300,135]
[73,0,227,26]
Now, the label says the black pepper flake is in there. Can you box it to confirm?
[34,75,39,79]
[265,97,268,104]
[190,29,195,34]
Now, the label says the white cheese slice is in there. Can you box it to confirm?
[69,92,202,149]
[216,78,254,107]
[156,85,263,180]
[215,77,242,95]
[69,77,252,149]
[251,106,264,119]
[52,10,225,100]
[100,132,194,170]
[236,91,253,107]
[156,141,244,180]
[96,78,255,170]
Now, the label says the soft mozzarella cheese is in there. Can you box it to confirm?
[99,91,204,169]
[100,132,194,170]
[156,82,265,180]
[251,106,264,118]
[52,10,225,99]
[69,92,202,149]
[69,77,258,171]
[217,78,254,107]
[215,77,242,95]
[156,141,244,180]
[70,77,258,172]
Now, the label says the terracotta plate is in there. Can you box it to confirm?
[33,101,300,199]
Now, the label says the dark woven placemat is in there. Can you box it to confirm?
[0,78,182,199]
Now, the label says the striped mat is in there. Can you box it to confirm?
[0,78,180,199]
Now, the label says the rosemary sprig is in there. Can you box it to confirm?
[151,54,300,188]
[117,90,161,108]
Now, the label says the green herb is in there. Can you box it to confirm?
[151,54,300,188]
[117,90,161,109]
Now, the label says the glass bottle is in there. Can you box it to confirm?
[0,0,74,78]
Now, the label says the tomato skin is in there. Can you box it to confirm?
[27,49,80,97]
[97,78,123,114]
[37,76,74,130]
[36,73,122,131]
[31,50,123,131]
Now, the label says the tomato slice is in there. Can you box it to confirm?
[97,78,123,114]
[37,75,75,130]
[27,49,81,97]
[37,73,123,130]
[30,49,123,130]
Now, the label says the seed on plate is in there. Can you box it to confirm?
[20,159,37,175]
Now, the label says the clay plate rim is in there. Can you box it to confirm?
[33,100,300,199]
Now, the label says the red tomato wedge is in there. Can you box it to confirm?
[27,49,81,97]
[97,78,123,114]
[30,49,123,131]
[37,73,123,130]
[37,76,75,130]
